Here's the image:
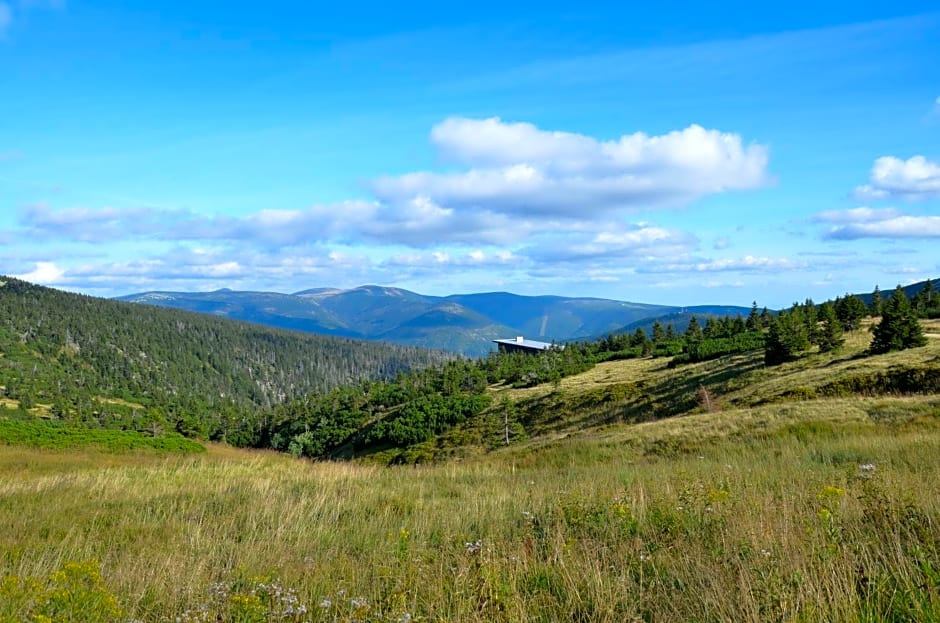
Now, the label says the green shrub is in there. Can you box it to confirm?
[0,418,205,453]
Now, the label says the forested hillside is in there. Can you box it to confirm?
[0,277,451,442]
[118,286,684,355]
[250,286,939,463]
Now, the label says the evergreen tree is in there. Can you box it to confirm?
[746,301,761,332]
[631,327,653,356]
[760,306,772,328]
[685,316,703,340]
[834,294,867,331]
[870,285,883,316]
[870,286,928,354]
[802,298,818,345]
[816,302,845,353]
[912,279,935,316]
[764,310,809,365]
[651,320,666,344]
[665,323,676,340]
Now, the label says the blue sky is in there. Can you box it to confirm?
[2,1,939,307]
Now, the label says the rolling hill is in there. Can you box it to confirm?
[119,286,693,355]
[0,277,451,442]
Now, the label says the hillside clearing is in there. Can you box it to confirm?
[2,407,938,622]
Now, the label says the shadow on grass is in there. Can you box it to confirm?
[517,353,767,436]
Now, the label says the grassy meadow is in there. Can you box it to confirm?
[2,397,939,622]
[2,325,940,622]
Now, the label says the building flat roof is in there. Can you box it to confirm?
[493,337,556,350]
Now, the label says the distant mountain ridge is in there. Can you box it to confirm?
[0,277,451,443]
[117,285,748,356]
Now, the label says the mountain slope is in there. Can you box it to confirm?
[120,289,358,337]
[119,286,688,354]
[379,303,520,356]
[855,278,940,307]
[0,277,451,442]
[608,305,755,337]
[444,292,673,339]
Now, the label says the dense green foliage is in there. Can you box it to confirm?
[912,278,940,318]
[870,286,928,354]
[3,276,937,463]
[0,277,450,443]
[833,293,868,331]
[257,311,779,460]
[0,413,205,452]
[261,348,597,459]
[670,331,765,366]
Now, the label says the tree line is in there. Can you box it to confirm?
[1,276,934,460]
[0,277,451,443]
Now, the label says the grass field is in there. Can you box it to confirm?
[2,327,939,621]
[2,396,939,622]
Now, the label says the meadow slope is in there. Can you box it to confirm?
[2,323,939,621]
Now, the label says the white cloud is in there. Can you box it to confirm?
[374,118,771,217]
[15,261,65,284]
[829,217,940,240]
[815,207,940,239]
[812,207,902,224]
[525,223,696,263]
[638,255,801,274]
[853,155,940,201]
[14,119,770,251]
[383,249,521,274]
[20,203,184,242]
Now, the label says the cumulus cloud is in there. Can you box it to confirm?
[44,245,381,294]
[817,208,940,240]
[375,118,771,218]
[14,261,65,284]
[14,119,770,252]
[525,223,696,263]
[853,156,940,201]
[812,207,902,224]
[638,255,802,274]
[384,249,519,270]
[20,203,187,242]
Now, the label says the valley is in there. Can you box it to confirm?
[1,278,939,621]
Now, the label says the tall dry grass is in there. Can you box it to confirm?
[2,398,939,622]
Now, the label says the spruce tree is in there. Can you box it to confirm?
[871,285,882,316]
[685,316,703,340]
[760,306,771,328]
[651,320,666,344]
[631,327,652,355]
[746,301,761,332]
[817,302,844,353]
[803,298,818,345]
[834,294,867,331]
[764,310,809,365]
[870,286,928,354]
